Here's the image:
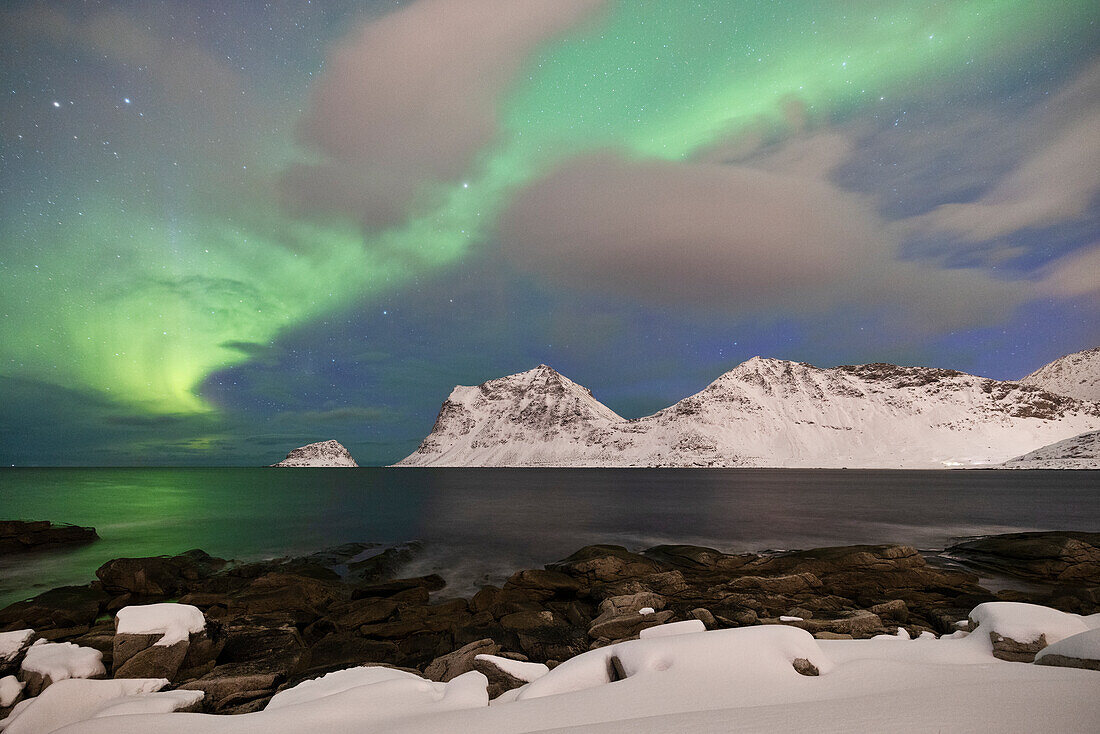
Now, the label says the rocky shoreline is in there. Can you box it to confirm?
[1,531,1097,718]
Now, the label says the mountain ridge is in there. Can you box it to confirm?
[395,349,1100,469]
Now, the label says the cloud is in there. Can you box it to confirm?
[1037,244,1100,301]
[7,4,245,116]
[908,61,1100,242]
[498,134,1021,328]
[283,0,606,228]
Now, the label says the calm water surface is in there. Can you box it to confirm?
[1,468,1098,607]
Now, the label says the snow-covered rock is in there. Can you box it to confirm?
[18,641,104,696]
[115,604,205,647]
[968,602,1090,661]
[1034,627,1100,671]
[0,631,34,675]
[270,440,358,467]
[396,356,1100,468]
[0,678,198,734]
[28,607,1100,734]
[1001,429,1100,469]
[1020,346,1100,402]
[0,675,23,708]
[473,655,549,684]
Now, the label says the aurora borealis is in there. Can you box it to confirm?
[2,1,1099,465]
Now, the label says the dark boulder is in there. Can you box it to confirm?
[946,532,1100,585]
[0,521,98,553]
[0,585,109,631]
[96,550,226,598]
[547,545,670,584]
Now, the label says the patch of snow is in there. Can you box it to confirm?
[474,655,549,683]
[638,607,655,615]
[19,640,104,683]
[263,667,487,727]
[115,604,205,647]
[0,678,170,734]
[639,620,706,639]
[968,602,1090,645]
[0,676,23,707]
[265,666,425,710]
[1034,627,1100,664]
[779,615,804,622]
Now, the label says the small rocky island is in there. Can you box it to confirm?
[0,521,98,554]
[0,531,1097,722]
[269,440,358,467]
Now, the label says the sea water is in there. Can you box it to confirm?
[1,467,1098,607]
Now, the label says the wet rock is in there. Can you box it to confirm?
[346,542,424,584]
[96,550,225,598]
[987,631,1048,663]
[425,638,500,682]
[472,655,531,699]
[728,573,822,595]
[113,639,189,681]
[801,610,885,637]
[689,608,716,627]
[642,545,728,570]
[227,572,348,622]
[713,606,758,627]
[178,668,282,714]
[472,587,545,618]
[330,597,399,630]
[947,532,1100,585]
[597,592,667,617]
[792,657,819,676]
[504,570,585,597]
[0,521,98,554]
[870,599,909,622]
[217,619,305,678]
[547,545,669,584]
[588,609,674,641]
[0,585,109,631]
[352,575,446,600]
[292,633,399,682]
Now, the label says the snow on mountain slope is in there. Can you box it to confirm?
[396,357,1100,469]
[1020,346,1100,402]
[271,440,358,467]
[396,365,624,466]
[1001,430,1100,469]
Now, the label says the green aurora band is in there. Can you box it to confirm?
[2,0,1093,417]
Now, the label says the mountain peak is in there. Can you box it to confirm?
[271,440,358,467]
[1021,346,1100,402]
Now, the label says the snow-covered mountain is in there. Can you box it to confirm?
[395,355,1100,469]
[271,440,359,467]
[1020,347,1100,402]
[398,365,624,466]
[1001,430,1100,469]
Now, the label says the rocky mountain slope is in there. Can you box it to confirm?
[271,440,358,467]
[1001,430,1100,469]
[1020,347,1100,402]
[396,354,1100,468]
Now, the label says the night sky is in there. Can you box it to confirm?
[2,1,1098,466]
